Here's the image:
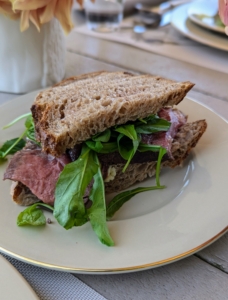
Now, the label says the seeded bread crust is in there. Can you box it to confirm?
[10,120,207,206]
[31,71,194,156]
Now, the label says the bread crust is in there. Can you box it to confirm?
[31,71,194,156]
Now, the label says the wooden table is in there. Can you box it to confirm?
[1,23,228,300]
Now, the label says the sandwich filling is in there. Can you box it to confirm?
[4,107,186,206]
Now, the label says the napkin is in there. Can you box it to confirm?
[1,254,107,300]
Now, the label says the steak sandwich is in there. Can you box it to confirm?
[3,71,207,245]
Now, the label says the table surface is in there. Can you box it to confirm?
[1,11,228,300]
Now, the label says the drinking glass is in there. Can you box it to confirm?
[84,0,124,33]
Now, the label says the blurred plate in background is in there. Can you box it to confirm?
[188,0,225,34]
[171,3,228,51]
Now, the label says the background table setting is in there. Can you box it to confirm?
[1,0,228,299]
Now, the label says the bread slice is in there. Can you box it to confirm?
[10,181,40,206]
[31,71,194,156]
[10,120,206,206]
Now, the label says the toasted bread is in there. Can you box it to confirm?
[31,71,194,156]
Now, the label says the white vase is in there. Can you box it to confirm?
[0,16,66,93]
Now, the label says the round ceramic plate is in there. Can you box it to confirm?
[188,0,225,34]
[0,255,38,299]
[0,92,227,274]
[171,3,228,51]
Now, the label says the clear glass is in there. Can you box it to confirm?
[84,0,124,33]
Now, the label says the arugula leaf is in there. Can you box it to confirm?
[0,138,26,157]
[140,115,157,122]
[97,142,118,154]
[25,114,37,142]
[106,185,165,221]
[138,144,167,187]
[115,125,140,172]
[17,203,53,226]
[115,124,138,140]
[138,144,161,152]
[85,140,103,152]
[2,112,32,129]
[138,118,147,124]
[54,146,99,230]
[1,113,37,160]
[0,129,27,159]
[92,129,111,142]
[87,154,114,246]
[24,114,33,128]
[117,134,139,172]
[156,147,167,187]
[135,119,171,134]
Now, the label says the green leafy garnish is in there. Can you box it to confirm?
[2,112,32,129]
[85,140,103,152]
[106,146,167,220]
[88,154,114,246]
[17,203,53,226]
[117,134,140,172]
[0,130,27,159]
[25,114,37,143]
[156,147,167,187]
[106,185,165,221]
[115,124,140,172]
[92,129,111,142]
[85,117,170,173]
[97,142,118,154]
[138,144,161,152]
[1,112,37,160]
[54,146,99,229]
[115,124,138,140]
[135,118,171,134]
[0,138,26,158]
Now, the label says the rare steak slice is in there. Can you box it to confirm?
[4,142,71,205]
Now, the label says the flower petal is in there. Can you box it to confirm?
[39,0,57,24]
[54,0,74,34]
[29,9,41,31]
[0,1,20,19]
[20,9,30,31]
[11,0,52,11]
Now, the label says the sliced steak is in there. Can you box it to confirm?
[4,142,71,205]
[141,108,187,157]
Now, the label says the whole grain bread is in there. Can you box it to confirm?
[31,71,194,156]
[10,120,206,206]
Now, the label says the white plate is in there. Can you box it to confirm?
[0,255,38,299]
[188,0,225,34]
[171,3,228,51]
[0,92,227,274]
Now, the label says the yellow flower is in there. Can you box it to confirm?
[0,0,20,19]
[10,0,53,11]
[0,0,86,33]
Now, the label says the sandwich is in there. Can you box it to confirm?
[2,71,207,246]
